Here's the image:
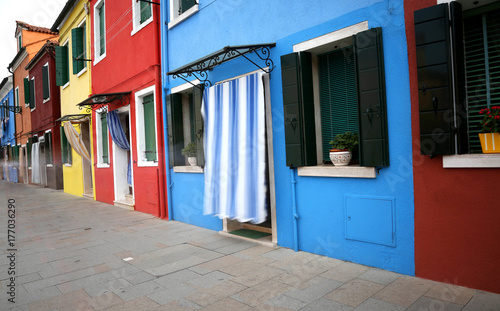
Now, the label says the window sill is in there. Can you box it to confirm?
[297,164,376,178]
[168,4,199,29]
[77,67,87,78]
[93,53,106,66]
[173,165,204,173]
[64,163,72,167]
[46,164,53,168]
[443,154,500,168]
[43,98,50,104]
[131,18,153,36]
[96,163,110,168]
[137,161,158,167]
[62,82,70,90]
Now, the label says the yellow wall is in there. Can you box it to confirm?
[59,0,95,198]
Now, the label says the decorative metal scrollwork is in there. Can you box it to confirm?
[77,92,130,113]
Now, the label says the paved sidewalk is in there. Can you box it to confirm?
[1,181,499,311]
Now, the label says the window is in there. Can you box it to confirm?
[94,0,106,63]
[414,2,500,156]
[15,87,19,111]
[29,77,35,110]
[132,0,153,33]
[97,111,109,166]
[24,76,30,106]
[168,0,198,28]
[281,24,389,168]
[166,83,204,166]
[42,63,50,101]
[55,41,70,86]
[44,131,53,165]
[135,86,159,166]
[72,21,87,75]
[17,34,22,52]
[60,125,72,165]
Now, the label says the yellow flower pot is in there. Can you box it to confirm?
[479,133,500,153]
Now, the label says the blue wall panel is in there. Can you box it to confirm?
[161,0,415,275]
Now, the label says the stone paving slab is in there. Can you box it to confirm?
[1,181,500,311]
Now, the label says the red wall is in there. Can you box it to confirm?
[405,0,500,294]
[29,51,62,164]
[90,0,165,217]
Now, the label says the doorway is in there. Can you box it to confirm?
[222,73,277,245]
[39,139,47,187]
[112,107,134,209]
[81,121,93,197]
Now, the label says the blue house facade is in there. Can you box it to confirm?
[0,77,17,182]
[161,0,415,275]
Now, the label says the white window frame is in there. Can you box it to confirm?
[45,129,53,167]
[15,87,19,110]
[62,39,70,89]
[17,33,22,52]
[292,21,376,178]
[135,85,158,167]
[30,76,36,112]
[168,0,199,29]
[76,19,88,77]
[96,107,110,167]
[131,0,154,36]
[43,62,50,103]
[94,0,106,65]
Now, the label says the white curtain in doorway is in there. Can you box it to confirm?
[64,122,91,163]
[202,72,267,224]
[31,142,40,184]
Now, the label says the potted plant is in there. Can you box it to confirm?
[181,142,197,166]
[478,106,500,153]
[329,131,359,166]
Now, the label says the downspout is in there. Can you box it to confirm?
[153,1,167,219]
[290,168,299,252]
[161,0,174,220]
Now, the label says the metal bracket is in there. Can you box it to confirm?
[0,105,22,114]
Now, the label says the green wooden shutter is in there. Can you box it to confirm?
[318,47,359,162]
[193,86,205,167]
[24,77,30,104]
[354,27,389,167]
[180,0,196,14]
[55,46,69,86]
[44,132,53,165]
[42,66,50,100]
[101,113,108,164]
[60,126,67,164]
[166,93,184,166]
[140,0,152,23]
[143,94,157,162]
[71,28,84,74]
[280,52,317,167]
[27,137,32,167]
[99,4,105,56]
[414,2,467,156]
[29,79,35,109]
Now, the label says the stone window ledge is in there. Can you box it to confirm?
[173,165,203,173]
[443,154,500,168]
[297,165,376,178]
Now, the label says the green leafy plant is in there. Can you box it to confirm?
[181,142,197,157]
[329,131,359,151]
[479,106,500,133]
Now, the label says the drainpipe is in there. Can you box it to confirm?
[153,1,167,219]
[290,168,299,252]
[161,0,174,220]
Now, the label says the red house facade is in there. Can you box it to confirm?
[88,0,166,217]
[25,41,63,189]
[406,0,500,294]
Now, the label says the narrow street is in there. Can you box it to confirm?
[1,181,499,310]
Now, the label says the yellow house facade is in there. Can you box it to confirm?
[51,0,95,198]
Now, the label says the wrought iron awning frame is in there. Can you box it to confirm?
[0,104,22,114]
[77,92,131,113]
[55,114,90,122]
[166,43,276,89]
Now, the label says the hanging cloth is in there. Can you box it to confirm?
[0,120,4,137]
[202,72,267,224]
[63,122,91,163]
[107,110,132,186]
[31,142,40,184]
